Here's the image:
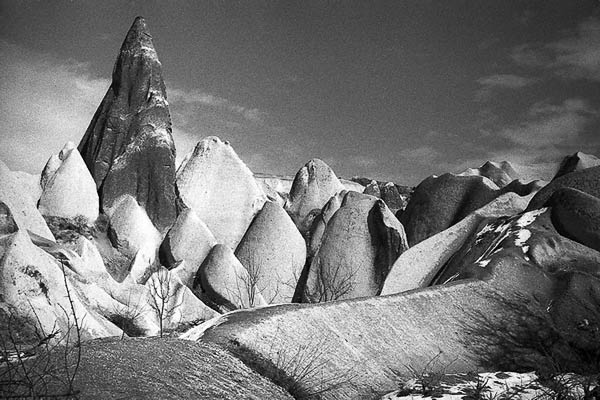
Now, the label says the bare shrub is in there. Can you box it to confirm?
[303,262,357,303]
[0,258,82,398]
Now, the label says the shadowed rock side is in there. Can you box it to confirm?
[0,161,54,241]
[399,173,542,247]
[554,151,600,180]
[176,137,266,249]
[285,159,345,233]
[159,208,217,287]
[78,16,176,233]
[381,192,530,295]
[303,193,408,302]
[544,188,600,252]
[194,244,267,312]
[38,142,99,223]
[235,201,306,304]
[458,161,519,188]
[527,165,600,211]
[399,174,501,247]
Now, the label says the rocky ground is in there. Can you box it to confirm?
[1,16,600,400]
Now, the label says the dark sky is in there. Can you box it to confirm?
[2,0,600,185]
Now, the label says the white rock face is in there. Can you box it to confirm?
[0,160,54,241]
[0,229,120,341]
[38,142,99,222]
[235,201,306,304]
[106,195,162,279]
[11,170,42,204]
[160,208,217,287]
[176,137,267,249]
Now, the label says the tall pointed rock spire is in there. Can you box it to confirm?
[78,16,177,233]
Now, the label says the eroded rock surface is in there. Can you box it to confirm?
[78,16,177,233]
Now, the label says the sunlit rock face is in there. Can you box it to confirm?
[78,16,177,234]
[285,159,345,233]
[176,136,266,250]
[38,142,99,223]
[235,201,306,304]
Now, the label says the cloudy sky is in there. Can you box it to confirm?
[1,0,600,185]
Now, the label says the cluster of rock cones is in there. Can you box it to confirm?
[1,17,600,399]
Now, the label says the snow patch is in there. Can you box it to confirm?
[516,207,547,228]
[514,229,531,247]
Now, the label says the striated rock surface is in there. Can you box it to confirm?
[159,208,217,287]
[527,165,600,211]
[78,16,177,233]
[554,151,600,179]
[235,201,306,304]
[0,161,54,241]
[285,159,345,232]
[381,192,530,295]
[176,137,266,249]
[458,161,519,188]
[38,142,99,222]
[72,338,294,400]
[303,193,408,301]
[194,244,267,312]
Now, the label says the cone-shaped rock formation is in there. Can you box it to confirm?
[78,16,177,233]
[176,137,266,249]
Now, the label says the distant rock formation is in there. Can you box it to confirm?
[554,151,600,180]
[78,16,177,233]
[38,142,99,222]
[285,159,345,233]
[235,201,306,304]
[363,180,409,213]
[194,244,267,312]
[0,161,54,241]
[303,193,408,301]
[159,208,217,287]
[527,165,600,211]
[176,137,267,249]
[458,161,519,188]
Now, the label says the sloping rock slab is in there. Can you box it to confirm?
[183,279,542,399]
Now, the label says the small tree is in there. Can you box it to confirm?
[148,268,183,337]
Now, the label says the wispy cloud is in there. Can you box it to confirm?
[168,87,266,123]
[497,98,595,146]
[511,17,600,81]
[475,74,537,101]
